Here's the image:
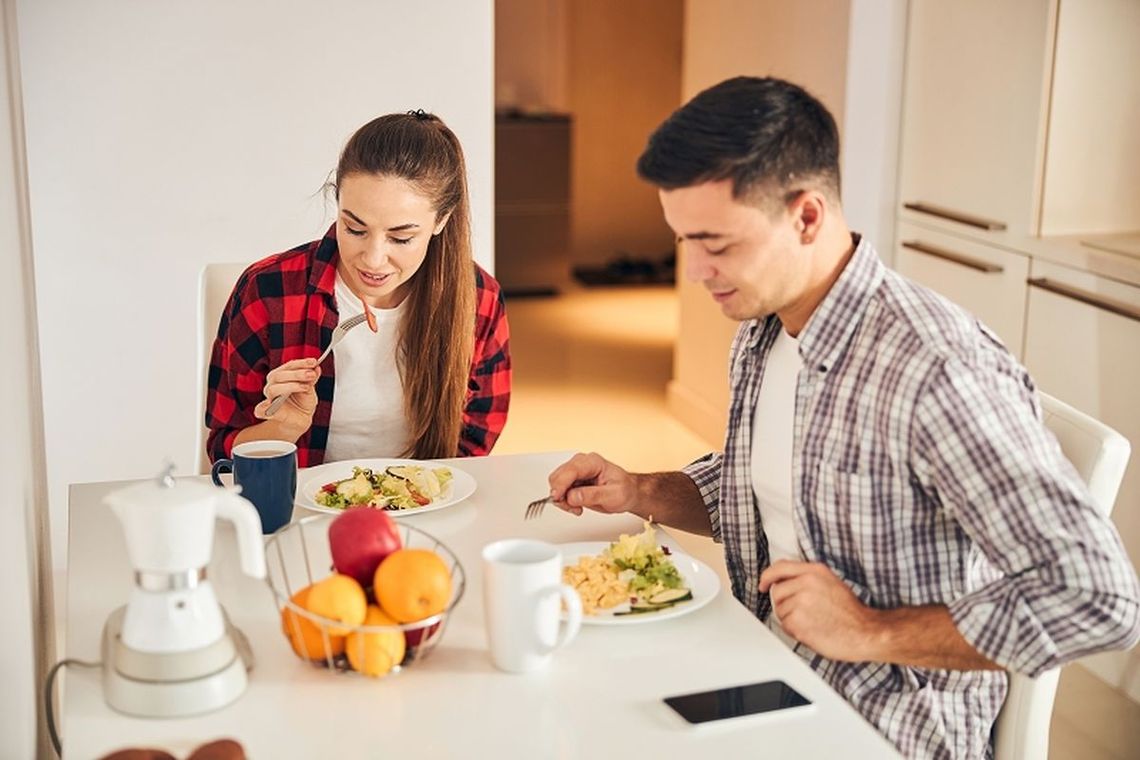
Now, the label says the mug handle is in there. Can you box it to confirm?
[537,584,582,655]
[211,458,234,487]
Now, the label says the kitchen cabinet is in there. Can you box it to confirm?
[494,113,571,295]
[894,221,1029,359]
[896,0,1054,238]
[1023,259,1140,700]
[897,0,1140,243]
[1038,0,1140,236]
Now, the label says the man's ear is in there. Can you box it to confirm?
[794,192,825,244]
[433,211,453,236]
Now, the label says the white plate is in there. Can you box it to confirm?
[558,541,720,625]
[296,458,476,517]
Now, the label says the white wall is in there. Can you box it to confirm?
[17,0,494,627]
[841,0,908,261]
[1,0,53,755]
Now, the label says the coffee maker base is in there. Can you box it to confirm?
[100,605,250,718]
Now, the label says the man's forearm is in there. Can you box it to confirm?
[629,472,713,537]
[866,605,1000,671]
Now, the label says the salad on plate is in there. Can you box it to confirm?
[314,465,453,511]
[563,522,692,616]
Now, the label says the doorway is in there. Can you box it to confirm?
[492,0,702,467]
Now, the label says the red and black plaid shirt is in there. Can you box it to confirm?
[206,225,511,467]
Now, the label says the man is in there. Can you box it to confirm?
[547,77,1140,759]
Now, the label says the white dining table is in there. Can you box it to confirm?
[61,451,901,759]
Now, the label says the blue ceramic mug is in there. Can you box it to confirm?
[211,440,297,534]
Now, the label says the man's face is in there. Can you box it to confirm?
[659,179,805,322]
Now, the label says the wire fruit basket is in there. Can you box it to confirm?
[265,514,466,676]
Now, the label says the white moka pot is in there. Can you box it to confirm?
[104,471,266,653]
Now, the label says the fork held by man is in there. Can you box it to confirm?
[524,496,553,520]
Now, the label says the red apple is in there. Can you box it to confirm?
[328,507,402,586]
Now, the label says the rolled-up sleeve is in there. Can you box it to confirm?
[682,452,725,542]
[912,359,1140,676]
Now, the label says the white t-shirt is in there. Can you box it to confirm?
[749,326,804,648]
[324,272,410,461]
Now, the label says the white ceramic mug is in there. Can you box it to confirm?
[482,539,583,673]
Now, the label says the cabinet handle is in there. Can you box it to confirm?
[1028,278,1140,324]
[903,202,1007,231]
[901,241,1003,273]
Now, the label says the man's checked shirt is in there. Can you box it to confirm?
[683,235,1139,759]
[206,225,511,466]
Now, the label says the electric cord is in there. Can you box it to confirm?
[45,657,101,757]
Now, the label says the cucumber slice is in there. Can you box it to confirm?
[612,588,694,615]
[385,466,415,480]
[613,599,671,616]
[648,588,692,605]
[614,607,663,616]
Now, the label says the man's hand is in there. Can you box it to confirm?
[759,560,880,662]
[760,560,1004,671]
[546,452,640,516]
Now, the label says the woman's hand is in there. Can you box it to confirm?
[254,358,321,437]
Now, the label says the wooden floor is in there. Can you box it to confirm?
[493,284,710,472]
[497,284,1140,760]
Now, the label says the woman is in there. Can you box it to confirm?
[206,111,510,467]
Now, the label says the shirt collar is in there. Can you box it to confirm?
[796,233,883,373]
[308,223,340,296]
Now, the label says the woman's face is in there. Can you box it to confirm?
[334,173,449,309]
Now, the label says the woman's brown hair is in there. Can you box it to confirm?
[335,111,475,458]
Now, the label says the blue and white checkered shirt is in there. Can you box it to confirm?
[684,235,1140,759]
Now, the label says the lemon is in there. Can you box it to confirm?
[346,605,407,677]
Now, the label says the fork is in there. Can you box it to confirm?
[524,495,554,520]
[263,312,369,417]
[525,478,595,519]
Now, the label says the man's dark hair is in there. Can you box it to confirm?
[637,76,841,208]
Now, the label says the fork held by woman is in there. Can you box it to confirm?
[262,313,368,418]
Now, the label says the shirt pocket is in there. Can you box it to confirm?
[800,461,892,602]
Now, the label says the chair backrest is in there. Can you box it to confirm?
[993,392,1131,760]
[195,262,251,474]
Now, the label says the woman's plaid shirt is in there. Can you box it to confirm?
[206,226,511,466]
[683,236,1139,759]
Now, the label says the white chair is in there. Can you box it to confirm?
[195,262,251,474]
[992,392,1132,760]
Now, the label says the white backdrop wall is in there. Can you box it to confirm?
[2,0,53,754]
[17,0,494,619]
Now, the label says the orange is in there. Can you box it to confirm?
[374,549,453,623]
[345,605,407,677]
[305,573,368,635]
[281,585,346,661]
